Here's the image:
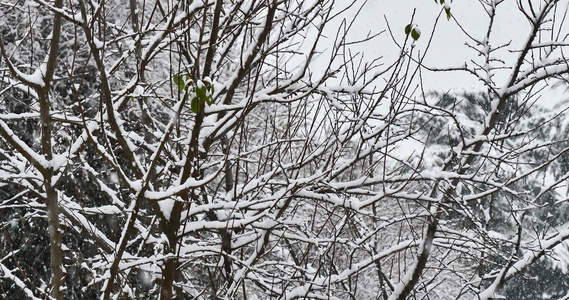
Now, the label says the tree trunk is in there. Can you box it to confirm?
[46,184,63,299]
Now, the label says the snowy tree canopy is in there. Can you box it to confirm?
[2,0,569,299]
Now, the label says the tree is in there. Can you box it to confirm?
[2,0,569,299]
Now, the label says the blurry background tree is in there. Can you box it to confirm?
[2,0,569,299]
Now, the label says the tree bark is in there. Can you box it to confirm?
[41,0,64,296]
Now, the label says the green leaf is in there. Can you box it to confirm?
[411,28,421,41]
[445,7,452,20]
[191,97,200,113]
[405,24,421,40]
[206,84,215,105]
[205,96,214,106]
[196,86,207,100]
[173,74,188,92]
[173,75,183,90]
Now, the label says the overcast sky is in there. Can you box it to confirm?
[324,0,568,105]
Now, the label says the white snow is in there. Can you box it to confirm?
[133,85,144,96]
[93,37,104,49]
[158,199,175,221]
[18,67,46,87]
[0,264,42,299]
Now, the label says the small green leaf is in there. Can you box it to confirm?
[411,27,421,41]
[205,96,214,106]
[173,74,182,87]
[445,7,451,20]
[196,86,207,100]
[191,97,200,113]
[405,24,421,40]
[173,74,187,92]
[405,24,412,35]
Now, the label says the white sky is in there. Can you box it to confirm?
[323,0,569,106]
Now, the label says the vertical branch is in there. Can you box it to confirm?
[40,0,64,298]
[202,0,223,78]
[129,0,143,82]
